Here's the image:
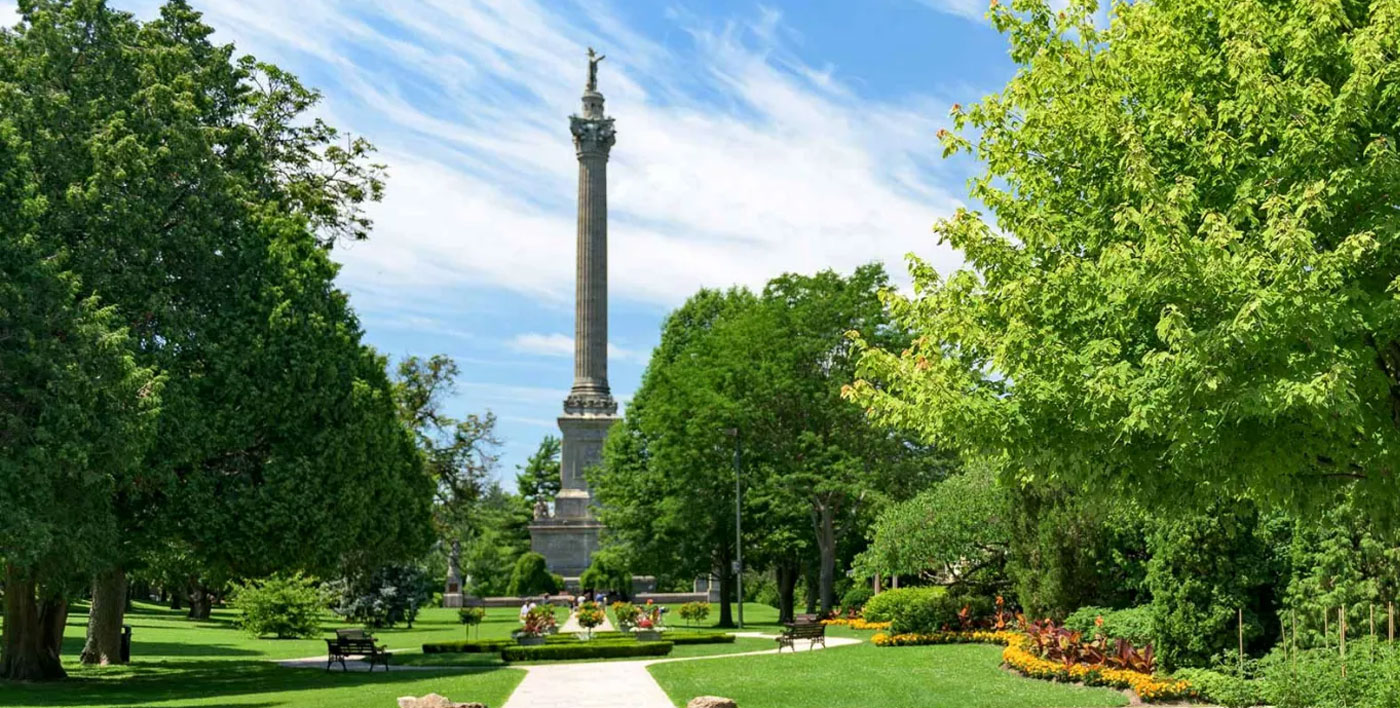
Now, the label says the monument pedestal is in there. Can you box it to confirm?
[528,517,603,579]
[529,412,616,576]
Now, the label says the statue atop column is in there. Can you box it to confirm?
[586,47,605,92]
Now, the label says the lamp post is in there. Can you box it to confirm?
[733,429,744,630]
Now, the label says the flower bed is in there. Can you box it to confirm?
[822,617,892,631]
[869,629,1193,703]
[1002,634,1193,702]
[871,629,1018,646]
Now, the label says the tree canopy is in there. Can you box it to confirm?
[0,0,432,679]
[850,0,1400,521]
[595,264,945,623]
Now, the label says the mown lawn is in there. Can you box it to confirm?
[648,634,1132,708]
[0,602,527,708]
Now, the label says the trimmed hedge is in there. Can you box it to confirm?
[423,631,731,654]
[500,640,673,662]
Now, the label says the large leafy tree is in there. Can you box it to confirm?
[594,289,758,626]
[0,0,431,678]
[393,354,498,587]
[851,0,1400,521]
[596,266,942,623]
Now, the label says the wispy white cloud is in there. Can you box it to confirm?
[509,332,646,363]
[913,0,993,23]
[142,0,965,308]
[509,333,574,357]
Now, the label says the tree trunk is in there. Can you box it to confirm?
[803,561,819,615]
[716,551,735,628]
[187,583,211,620]
[2,564,67,681]
[79,566,127,665]
[815,501,838,616]
[168,589,182,611]
[776,563,798,624]
[38,596,68,663]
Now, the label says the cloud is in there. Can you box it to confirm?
[509,333,574,357]
[143,0,966,309]
[509,332,646,363]
[913,0,993,23]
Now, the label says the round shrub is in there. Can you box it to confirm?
[863,587,943,623]
[231,573,322,639]
[508,552,561,596]
[1065,605,1155,645]
[841,584,874,612]
[863,587,996,634]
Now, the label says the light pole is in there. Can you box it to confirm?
[726,427,743,629]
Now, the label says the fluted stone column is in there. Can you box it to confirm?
[529,50,620,581]
[566,88,615,408]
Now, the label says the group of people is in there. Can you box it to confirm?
[516,590,617,622]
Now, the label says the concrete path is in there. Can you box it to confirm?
[501,632,861,708]
[558,609,615,634]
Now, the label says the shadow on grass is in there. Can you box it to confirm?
[0,660,513,707]
[59,636,264,659]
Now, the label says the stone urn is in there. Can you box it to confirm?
[514,634,546,646]
[633,629,663,642]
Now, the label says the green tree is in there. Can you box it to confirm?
[508,552,560,597]
[1147,503,1290,669]
[849,0,1400,523]
[0,0,432,677]
[460,482,532,596]
[596,266,942,623]
[593,289,761,627]
[393,354,498,598]
[516,436,562,509]
[854,465,1011,593]
[579,549,632,597]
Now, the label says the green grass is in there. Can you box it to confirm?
[648,636,1132,708]
[0,601,527,708]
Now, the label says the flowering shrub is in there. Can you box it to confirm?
[1002,633,1194,702]
[518,605,557,637]
[823,617,892,631]
[871,629,1018,646]
[677,601,711,626]
[575,601,606,638]
[869,626,1194,703]
[611,601,640,630]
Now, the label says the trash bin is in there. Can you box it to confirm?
[120,624,132,662]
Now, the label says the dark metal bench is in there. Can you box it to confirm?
[326,628,390,671]
[776,621,826,652]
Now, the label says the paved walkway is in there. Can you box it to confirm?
[501,632,860,708]
[558,608,615,634]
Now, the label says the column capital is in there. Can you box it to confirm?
[570,115,616,157]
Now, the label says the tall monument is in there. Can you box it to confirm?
[528,48,619,580]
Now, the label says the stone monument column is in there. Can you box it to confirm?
[529,49,619,582]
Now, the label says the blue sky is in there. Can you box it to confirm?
[10,0,1022,483]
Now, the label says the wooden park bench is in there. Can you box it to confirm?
[775,621,826,652]
[326,628,391,672]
